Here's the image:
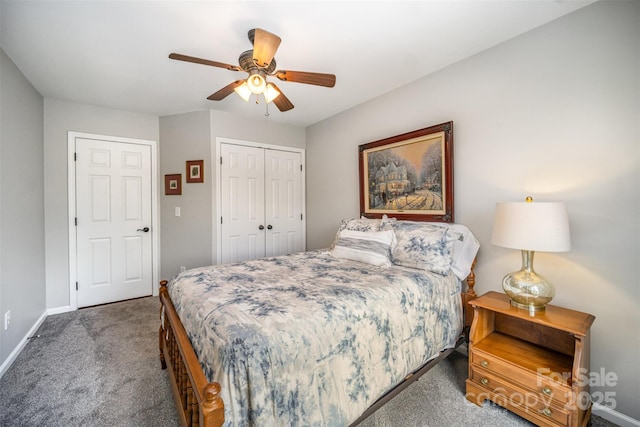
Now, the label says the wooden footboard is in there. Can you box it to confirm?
[159,259,477,427]
[159,280,224,427]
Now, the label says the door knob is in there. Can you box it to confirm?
[137,227,150,232]
[267,225,273,230]
[258,225,265,230]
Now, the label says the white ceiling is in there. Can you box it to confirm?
[1,1,595,127]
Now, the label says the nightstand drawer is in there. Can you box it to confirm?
[470,366,570,426]
[470,348,571,404]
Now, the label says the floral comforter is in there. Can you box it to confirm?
[167,250,463,426]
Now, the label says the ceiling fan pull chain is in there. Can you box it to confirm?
[265,95,270,116]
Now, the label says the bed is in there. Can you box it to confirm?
[159,217,480,426]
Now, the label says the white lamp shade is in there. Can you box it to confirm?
[233,82,252,101]
[264,83,280,103]
[247,72,266,94]
[491,201,570,252]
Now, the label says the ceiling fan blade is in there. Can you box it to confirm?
[169,53,241,72]
[274,70,336,87]
[270,84,294,112]
[207,80,245,101]
[250,28,281,69]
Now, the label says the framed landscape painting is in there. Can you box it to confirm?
[359,121,454,222]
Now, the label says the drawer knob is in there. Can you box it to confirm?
[480,360,489,367]
[480,377,489,386]
[542,387,552,396]
[541,407,552,417]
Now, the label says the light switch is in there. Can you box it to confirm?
[175,206,181,217]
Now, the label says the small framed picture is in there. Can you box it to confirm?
[186,160,204,183]
[165,174,182,195]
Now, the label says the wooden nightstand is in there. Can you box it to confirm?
[465,291,595,427]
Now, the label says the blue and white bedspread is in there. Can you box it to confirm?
[168,250,463,427]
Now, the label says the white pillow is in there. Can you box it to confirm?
[448,223,480,280]
[331,229,395,267]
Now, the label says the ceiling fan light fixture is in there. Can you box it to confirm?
[247,71,266,94]
[264,83,280,103]
[233,82,252,101]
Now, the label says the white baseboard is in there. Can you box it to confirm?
[47,305,74,316]
[0,310,48,380]
[593,403,640,427]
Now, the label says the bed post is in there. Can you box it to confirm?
[201,383,225,426]
[465,258,477,298]
[462,257,478,340]
[159,280,168,370]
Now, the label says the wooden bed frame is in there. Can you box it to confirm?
[159,259,477,427]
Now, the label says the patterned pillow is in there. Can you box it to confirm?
[341,217,382,232]
[390,221,460,275]
[331,229,395,267]
[329,217,383,249]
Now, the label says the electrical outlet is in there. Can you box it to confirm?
[4,311,10,330]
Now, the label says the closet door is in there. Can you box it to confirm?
[220,143,266,263]
[219,142,305,264]
[264,149,304,257]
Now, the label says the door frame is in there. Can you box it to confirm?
[213,137,306,265]
[67,131,160,310]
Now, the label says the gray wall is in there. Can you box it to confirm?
[159,109,305,281]
[306,1,639,421]
[43,99,159,309]
[0,49,45,364]
[159,110,212,279]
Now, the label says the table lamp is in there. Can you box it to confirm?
[491,197,570,311]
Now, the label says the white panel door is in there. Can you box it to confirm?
[76,138,152,307]
[220,143,266,263]
[264,149,303,256]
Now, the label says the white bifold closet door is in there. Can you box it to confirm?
[220,143,304,264]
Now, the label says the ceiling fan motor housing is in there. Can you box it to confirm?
[239,50,276,73]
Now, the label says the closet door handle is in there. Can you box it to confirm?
[258,225,265,230]
[267,225,273,230]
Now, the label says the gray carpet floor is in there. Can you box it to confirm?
[0,296,619,427]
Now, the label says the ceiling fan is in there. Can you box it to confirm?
[169,28,336,112]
